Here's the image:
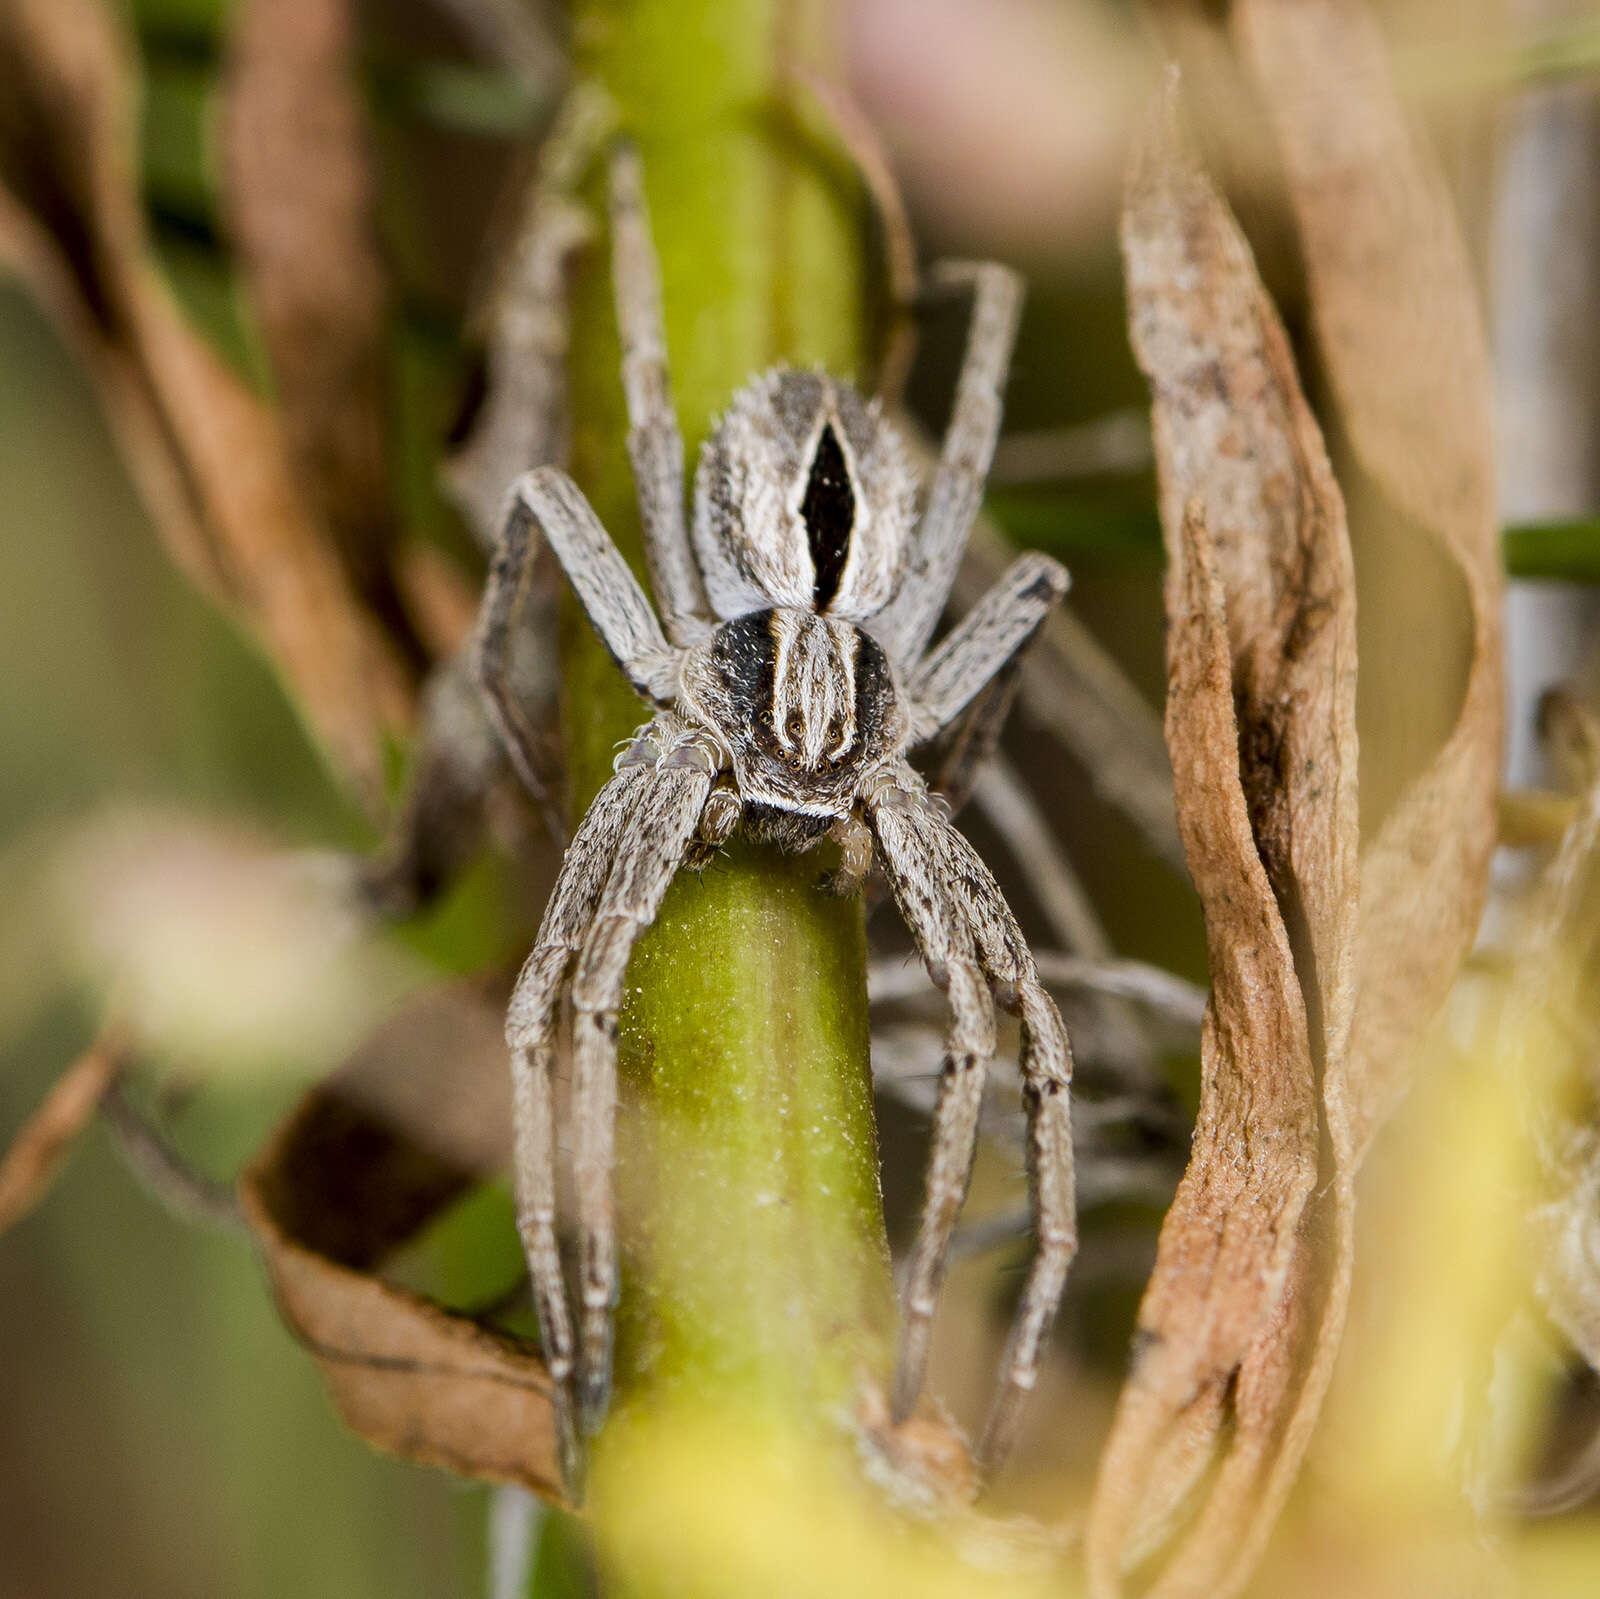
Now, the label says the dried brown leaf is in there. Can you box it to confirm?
[0,0,415,805]
[1088,76,1359,1598]
[1095,0,1505,1582]
[1226,0,1503,1577]
[0,1024,128,1235]
[1233,0,1502,1167]
[221,0,404,621]
[238,978,566,1500]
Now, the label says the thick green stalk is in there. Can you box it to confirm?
[562,0,894,1463]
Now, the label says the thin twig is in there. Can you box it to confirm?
[427,0,567,98]
[99,1080,245,1231]
[990,409,1153,485]
[970,759,1117,958]
[869,951,1204,1028]
[0,1025,129,1234]
[488,1484,544,1599]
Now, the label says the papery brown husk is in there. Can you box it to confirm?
[236,978,568,1501]
[1089,0,1504,1586]
[1089,75,1357,1585]
[0,0,416,806]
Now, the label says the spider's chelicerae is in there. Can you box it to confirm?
[474,143,1077,1486]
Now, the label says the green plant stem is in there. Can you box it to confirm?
[1503,519,1600,583]
[562,0,893,1481]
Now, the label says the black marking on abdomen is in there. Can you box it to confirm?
[801,423,854,611]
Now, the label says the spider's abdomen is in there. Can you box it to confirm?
[681,608,903,816]
[691,370,919,624]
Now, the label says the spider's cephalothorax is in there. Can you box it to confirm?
[474,142,1078,1494]
[681,604,903,817]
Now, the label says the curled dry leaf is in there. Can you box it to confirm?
[221,0,408,637]
[1518,694,1600,1384]
[0,1023,129,1236]
[0,0,414,806]
[1227,0,1503,1572]
[1094,0,1505,1582]
[238,977,567,1501]
[1088,77,1358,1598]
[1231,0,1503,1168]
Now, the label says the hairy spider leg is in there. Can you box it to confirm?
[906,551,1069,744]
[869,780,998,1425]
[489,467,681,707]
[567,741,718,1433]
[870,768,1078,1465]
[607,141,714,645]
[872,262,1024,668]
[503,756,659,1493]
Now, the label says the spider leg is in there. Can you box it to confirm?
[359,650,534,914]
[504,747,662,1494]
[906,551,1069,743]
[480,467,682,742]
[870,262,1024,668]
[358,90,615,883]
[607,141,713,645]
[867,783,998,1425]
[444,85,610,550]
[870,767,1078,1467]
[568,735,722,1433]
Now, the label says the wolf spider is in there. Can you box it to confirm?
[472,141,1077,1488]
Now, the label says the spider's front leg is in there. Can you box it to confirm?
[869,767,1078,1468]
[501,753,657,1493]
[500,722,723,1492]
[566,730,723,1434]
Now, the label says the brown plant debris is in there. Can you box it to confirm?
[0,0,416,807]
[1090,0,1505,1579]
[1230,0,1503,1574]
[221,0,415,658]
[237,978,567,1500]
[1089,75,1360,1598]
[0,1023,130,1235]
[1232,0,1503,1166]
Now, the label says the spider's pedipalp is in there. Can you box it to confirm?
[869,766,1078,1461]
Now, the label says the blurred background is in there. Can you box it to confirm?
[4,0,1600,1594]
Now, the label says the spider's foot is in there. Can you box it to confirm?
[889,1315,934,1426]
[553,1385,588,1505]
[975,1367,1033,1474]
[576,1307,614,1439]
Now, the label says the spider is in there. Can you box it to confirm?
[472,141,1078,1488]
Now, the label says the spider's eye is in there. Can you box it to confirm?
[757,709,773,728]
[785,712,804,742]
